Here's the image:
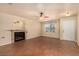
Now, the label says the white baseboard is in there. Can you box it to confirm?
[0,41,11,46]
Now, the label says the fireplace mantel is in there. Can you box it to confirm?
[8,30,27,32]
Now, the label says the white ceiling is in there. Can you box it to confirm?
[0,3,79,19]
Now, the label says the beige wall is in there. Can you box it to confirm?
[41,20,60,38]
[77,13,79,45]
[24,17,41,39]
[0,13,78,46]
[0,13,25,46]
[41,15,77,40]
[0,13,41,46]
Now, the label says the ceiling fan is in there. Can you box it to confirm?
[40,12,44,17]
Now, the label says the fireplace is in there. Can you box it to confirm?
[14,32,25,42]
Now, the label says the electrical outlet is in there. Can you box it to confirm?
[1,37,5,38]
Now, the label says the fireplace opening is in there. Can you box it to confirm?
[14,32,25,42]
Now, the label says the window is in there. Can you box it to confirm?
[44,23,55,32]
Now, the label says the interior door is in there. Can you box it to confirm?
[60,17,76,41]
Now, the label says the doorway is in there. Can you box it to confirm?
[60,16,77,42]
